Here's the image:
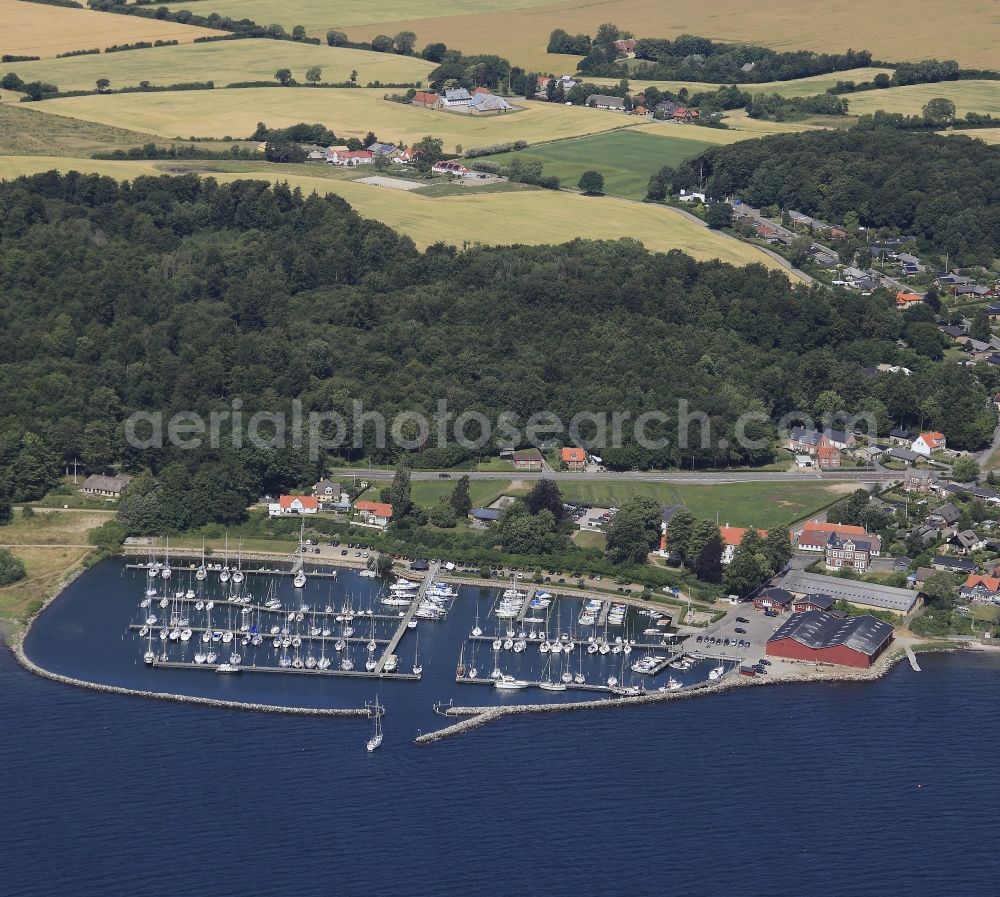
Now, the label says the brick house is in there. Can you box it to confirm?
[512,448,544,471]
[560,447,586,470]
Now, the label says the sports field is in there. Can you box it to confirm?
[0,0,223,58]
[844,81,1000,118]
[485,129,721,199]
[0,154,789,270]
[32,87,647,144]
[342,0,1000,72]
[8,39,433,92]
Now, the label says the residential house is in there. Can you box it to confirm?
[796,522,880,555]
[889,427,912,445]
[369,142,401,159]
[672,107,699,122]
[438,87,472,108]
[560,447,586,470]
[985,302,1000,320]
[512,448,544,471]
[896,291,925,308]
[928,501,960,528]
[823,429,856,450]
[895,252,924,272]
[719,524,768,565]
[931,555,976,574]
[948,529,984,554]
[959,574,1000,602]
[82,472,133,498]
[432,160,470,176]
[824,533,875,573]
[904,469,938,492]
[586,94,627,111]
[327,149,374,166]
[268,495,319,516]
[791,593,835,613]
[938,324,967,340]
[885,446,920,464]
[354,500,393,528]
[817,442,841,468]
[912,431,946,456]
[678,189,706,203]
[612,38,637,56]
[312,479,347,507]
[412,90,439,108]
[469,508,500,527]
[787,426,823,454]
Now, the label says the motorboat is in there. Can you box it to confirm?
[494,675,528,690]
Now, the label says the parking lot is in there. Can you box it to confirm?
[680,605,783,671]
[571,505,618,531]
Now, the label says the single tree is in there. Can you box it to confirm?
[305,66,322,85]
[291,25,307,41]
[388,461,412,518]
[394,31,417,55]
[0,548,26,586]
[274,68,293,86]
[371,34,394,53]
[578,170,604,195]
[705,202,733,229]
[326,30,347,47]
[95,78,110,92]
[666,509,695,562]
[952,457,980,482]
[922,96,956,126]
[449,475,472,518]
[525,479,567,524]
[694,533,723,583]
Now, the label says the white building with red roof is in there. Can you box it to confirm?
[268,495,319,517]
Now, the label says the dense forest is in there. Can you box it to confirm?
[660,130,1000,264]
[0,173,996,515]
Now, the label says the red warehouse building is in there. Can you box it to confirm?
[766,611,894,668]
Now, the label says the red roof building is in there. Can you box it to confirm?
[796,522,880,554]
[766,610,894,668]
[412,90,439,107]
[354,500,393,526]
[560,447,586,469]
[269,495,319,516]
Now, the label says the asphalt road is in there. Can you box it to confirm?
[328,468,896,484]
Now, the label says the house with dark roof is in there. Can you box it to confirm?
[824,533,875,573]
[586,94,626,111]
[928,502,960,528]
[766,610,894,668]
[82,472,133,497]
[777,570,919,615]
[512,448,544,470]
[469,508,500,526]
[931,555,976,574]
[752,587,795,613]
[792,593,835,613]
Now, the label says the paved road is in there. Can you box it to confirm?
[329,468,896,484]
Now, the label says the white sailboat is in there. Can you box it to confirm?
[160,538,172,579]
[232,538,245,584]
[412,631,422,676]
[367,698,384,752]
[219,534,230,583]
[294,521,307,588]
[195,538,208,581]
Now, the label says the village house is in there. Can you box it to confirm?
[327,149,374,166]
[432,160,470,176]
[948,529,984,555]
[719,524,768,565]
[354,500,393,528]
[82,472,133,498]
[512,448,544,471]
[791,593,835,613]
[268,495,319,517]
[889,427,913,445]
[312,479,347,507]
[904,469,938,492]
[796,522,881,556]
[912,431,946,456]
[885,446,920,465]
[959,574,1000,602]
[586,94,627,111]
[896,291,925,308]
[817,442,841,469]
[928,501,960,528]
[438,87,473,108]
[612,38,637,56]
[412,90,439,108]
[824,533,875,573]
[931,555,976,575]
[677,189,706,203]
[752,587,795,613]
[560,447,586,470]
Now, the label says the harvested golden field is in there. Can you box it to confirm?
[34,87,649,144]
[0,0,224,59]
[342,0,1000,72]
[844,81,1000,118]
[9,39,433,93]
[950,127,1000,145]
[0,103,162,156]
[0,154,793,272]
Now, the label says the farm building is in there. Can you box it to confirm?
[766,611,894,668]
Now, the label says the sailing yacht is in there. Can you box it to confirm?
[293,520,308,588]
[367,698,384,752]
[160,538,172,579]
[219,534,230,583]
[412,632,422,676]
[196,539,208,581]
[232,539,245,584]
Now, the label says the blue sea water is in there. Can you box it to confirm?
[2,560,999,896]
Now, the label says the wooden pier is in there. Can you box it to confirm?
[514,587,536,623]
[126,562,341,579]
[129,623,391,647]
[149,658,419,680]
[464,633,678,652]
[373,562,438,675]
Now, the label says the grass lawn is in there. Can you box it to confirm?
[0,155,788,269]
[408,479,515,510]
[572,529,607,550]
[11,39,433,93]
[484,128,720,198]
[557,481,853,529]
[1,0,223,58]
[846,81,1000,118]
[33,87,645,145]
[0,104,167,157]
[341,0,1000,73]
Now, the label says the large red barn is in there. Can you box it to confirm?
[766,611,894,668]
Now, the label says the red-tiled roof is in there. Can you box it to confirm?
[355,500,393,518]
[278,495,318,510]
[560,447,586,463]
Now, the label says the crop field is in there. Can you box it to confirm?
[342,0,1000,73]
[0,154,789,270]
[587,68,894,97]
[953,128,1000,145]
[843,81,1000,118]
[485,129,721,199]
[1,0,224,58]
[8,39,433,92]
[32,87,649,144]
[0,103,160,155]
[164,0,558,31]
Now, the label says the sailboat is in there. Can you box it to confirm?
[219,534,230,583]
[413,631,422,676]
[293,521,307,588]
[232,539,244,584]
[160,538,172,579]
[539,652,566,691]
[195,538,208,581]
[367,698,384,752]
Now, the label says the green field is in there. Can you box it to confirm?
[557,481,852,530]
[10,39,433,93]
[485,129,721,198]
[845,80,1000,118]
[588,67,894,97]
[406,479,523,510]
[0,103,163,156]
